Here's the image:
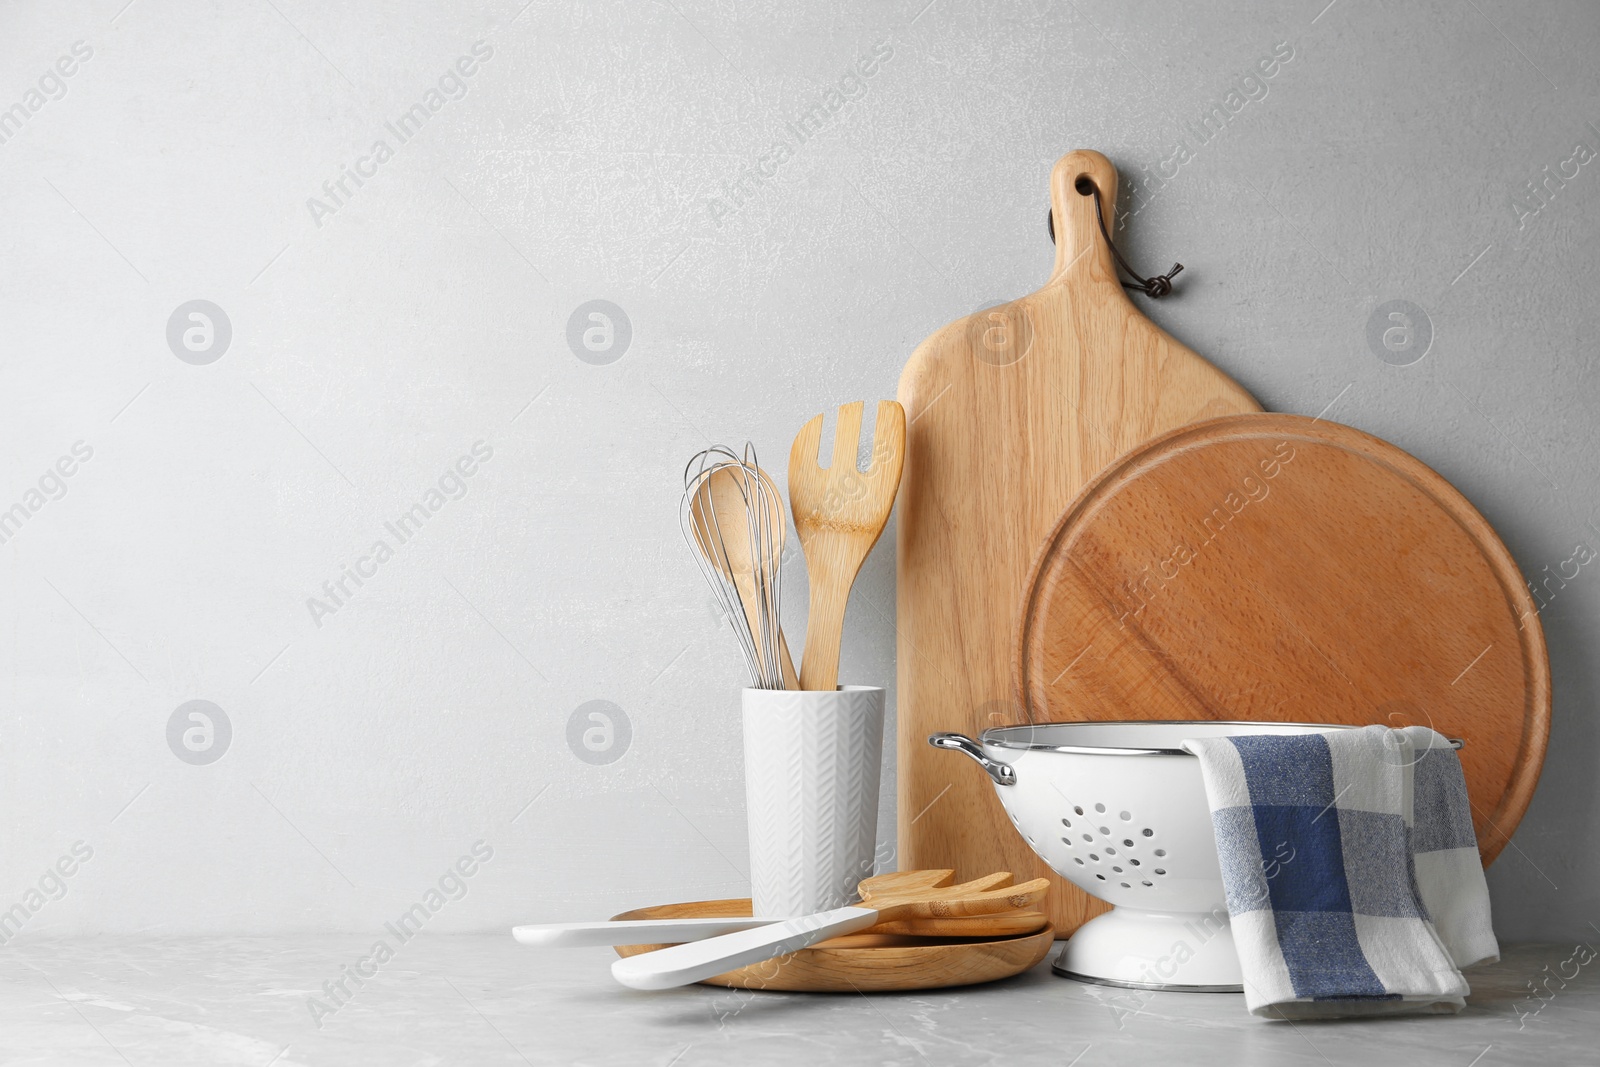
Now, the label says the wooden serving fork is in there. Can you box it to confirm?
[788,400,906,691]
[610,870,1048,990]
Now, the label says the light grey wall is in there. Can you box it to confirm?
[1,0,1595,941]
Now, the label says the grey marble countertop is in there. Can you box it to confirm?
[1,936,1592,1066]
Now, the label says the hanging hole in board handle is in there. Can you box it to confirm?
[1044,176,1102,243]
[1047,176,1185,299]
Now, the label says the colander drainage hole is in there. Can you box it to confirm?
[1119,810,1131,821]
[1123,839,1134,847]
[1129,858,1140,866]
[1120,882,1131,888]
[1074,806,1084,815]
[1154,868,1167,876]
[1141,828,1154,837]
[1112,866,1123,873]
[1082,834,1092,843]
[1089,853,1100,862]
[1154,848,1167,857]
[1074,857,1085,866]
[1095,874,1106,881]
[1142,880,1153,887]
[1094,803,1106,813]
[1061,837,1074,846]
[1098,826,1110,835]
[1061,817,1072,827]
[1105,846,1116,856]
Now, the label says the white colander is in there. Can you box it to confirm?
[930,721,1357,991]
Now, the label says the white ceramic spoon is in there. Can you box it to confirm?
[513,916,780,949]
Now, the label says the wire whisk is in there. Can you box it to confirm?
[680,444,795,689]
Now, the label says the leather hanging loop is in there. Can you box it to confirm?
[1048,181,1184,298]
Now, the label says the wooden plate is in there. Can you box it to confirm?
[610,899,1055,992]
[1016,413,1550,864]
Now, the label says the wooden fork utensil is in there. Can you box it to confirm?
[788,400,906,691]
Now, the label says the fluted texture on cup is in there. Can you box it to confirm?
[743,686,884,916]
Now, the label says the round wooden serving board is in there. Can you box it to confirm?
[1016,413,1550,864]
[611,899,1055,993]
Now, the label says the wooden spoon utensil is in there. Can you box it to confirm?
[611,869,1048,990]
[788,400,906,691]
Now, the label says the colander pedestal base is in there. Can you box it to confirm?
[1051,906,1243,992]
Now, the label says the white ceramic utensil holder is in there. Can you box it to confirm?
[742,685,885,916]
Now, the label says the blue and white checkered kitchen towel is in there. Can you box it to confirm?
[1182,725,1499,1019]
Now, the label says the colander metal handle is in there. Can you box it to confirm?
[928,732,1016,786]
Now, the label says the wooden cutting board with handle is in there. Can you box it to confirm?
[896,149,1261,936]
[1016,413,1551,863]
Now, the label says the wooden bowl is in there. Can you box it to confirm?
[610,898,1055,992]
